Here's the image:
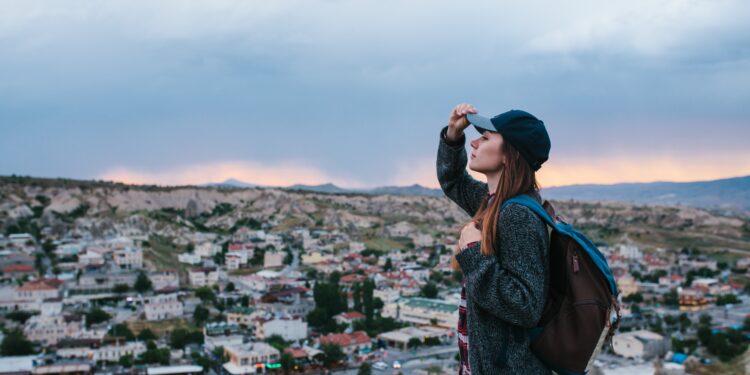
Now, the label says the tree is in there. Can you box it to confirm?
[194,305,210,324]
[195,286,216,302]
[358,362,372,375]
[133,271,152,293]
[622,292,643,303]
[352,283,363,313]
[139,341,170,365]
[34,252,46,276]
[421,282,438,299]
[321,343,345,368]
[119,354,134,368]
[108,323,135,341]
[113,283,130,295]
[170,329,204,350]
[715,294,740,306]
[280,351,296,375]
[86,306,112,327]
[697,326,712,346]
[662,289,679,306]
[138,329,157,341]
[408,337,422,349]
[266,335,290,352]
[224,282,236,293]
[384,258,393,272]
[5,310,36,324]
[42,239,56,254]
[0,329,35,356]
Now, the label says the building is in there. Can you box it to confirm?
[223,342,280,375]
[263,251,284,268]
[318,331,371,356]
[145,293,184,321]
[113,247,143,269]
[301,251,331,265]
[254,317,307,341]
[9,233,35,247]
[24,314,81,345]
[226,307,256,326]
[204,323,244,351]
[96,342,147,362]
[178,253,202,265]
[16,278,62,303]
[377,326,451,350]
[334,311,365,327]
[146,366,204,375]
[150,270,180,291]
[616,274,640,297]
[382,297,458,328]
[386,221,414,237]
[612,330,669,359]
[188,267,219,287]
[225,252,248,270]
[195,242,221,258]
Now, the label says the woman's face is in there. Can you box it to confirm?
[469,131,505,173]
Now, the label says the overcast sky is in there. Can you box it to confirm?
[1,0,749,189]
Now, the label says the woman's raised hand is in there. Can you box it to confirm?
[447,103,478,141]
[458,220,482,251]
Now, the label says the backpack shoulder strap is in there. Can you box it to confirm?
[501,195,557,229]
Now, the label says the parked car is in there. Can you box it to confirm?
[372,361,388,371]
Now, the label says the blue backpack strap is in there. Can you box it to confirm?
[501,195,556,228]
[502,195,620,297]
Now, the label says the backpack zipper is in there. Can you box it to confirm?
[572,252,580,273]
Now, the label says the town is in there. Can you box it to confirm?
[0,181,748,375]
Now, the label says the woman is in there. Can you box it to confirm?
[437,103,553,374]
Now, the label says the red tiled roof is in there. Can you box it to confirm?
[319,330,370,348]
[283,347,308,359]
[17,278,63,291]
[338,311,365,320]
[2,264,35,273]
[340,274,367,283]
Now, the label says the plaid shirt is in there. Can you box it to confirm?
[458,193,494,375]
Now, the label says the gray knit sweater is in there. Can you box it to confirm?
[436,125,553,374]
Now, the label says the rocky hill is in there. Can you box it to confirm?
[1,176,749,262]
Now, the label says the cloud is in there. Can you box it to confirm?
[98,160,367,188]
[1,1,749,186]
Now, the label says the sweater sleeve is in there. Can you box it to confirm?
[455,203,549,328]
[436,125,488,217]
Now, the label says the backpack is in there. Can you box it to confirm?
[502,195,621,375]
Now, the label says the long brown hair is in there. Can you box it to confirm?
[456,135,541,264]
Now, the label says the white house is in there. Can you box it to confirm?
[113,247,143,269]
[223,342,280,375]
[189,267,219,287]
[263,251,284,268]
[254,317,307,341]
[145,293,184,321]
[178,253,202,265]
[382,297,458,328]
[612,330,669,359]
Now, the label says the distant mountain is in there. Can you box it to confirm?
[367,184,444,197]
[201,178,261,189]
[283,183,443,197]
[542,175,750,216]
[285,183,351,194]
[196,175,750,215]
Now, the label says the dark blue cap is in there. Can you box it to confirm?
[466,110,550,171]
